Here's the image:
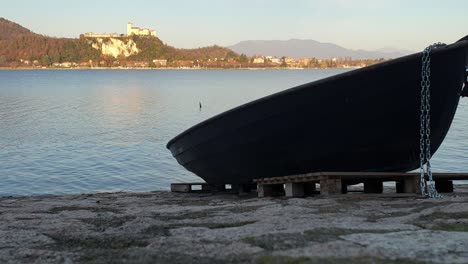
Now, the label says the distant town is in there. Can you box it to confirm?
[21,56,386,70]
[0,19,389,70]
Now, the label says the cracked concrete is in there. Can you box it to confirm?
[1,185,468,263]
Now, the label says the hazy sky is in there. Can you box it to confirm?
[3,0,468,51]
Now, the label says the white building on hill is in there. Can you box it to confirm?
[127,22,156,37]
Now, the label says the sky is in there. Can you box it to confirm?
[3,0,468,51]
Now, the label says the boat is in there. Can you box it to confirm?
[167,36,468,185]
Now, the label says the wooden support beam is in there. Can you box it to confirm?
[171,184,191,193]
[397,176,421,194]
[319,178,343,195]
[285,183,304,197]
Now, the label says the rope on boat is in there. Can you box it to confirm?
[419,43,446,198]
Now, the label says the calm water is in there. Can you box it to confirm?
[0,69,467,196]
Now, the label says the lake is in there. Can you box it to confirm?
[0,69,467,196]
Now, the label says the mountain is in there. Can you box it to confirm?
[0,18,238,66]
[375,46,415,55]
[227,39,413,59]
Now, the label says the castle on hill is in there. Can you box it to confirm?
[127,22,156,37]
[83,22,157,38]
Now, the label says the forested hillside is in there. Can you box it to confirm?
[0,18,238,67]
[0,18,35,40]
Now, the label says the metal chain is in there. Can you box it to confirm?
[420,42,446,198]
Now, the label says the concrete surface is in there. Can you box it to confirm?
[1,185,468,263]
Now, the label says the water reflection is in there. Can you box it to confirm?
[101,85,146,115]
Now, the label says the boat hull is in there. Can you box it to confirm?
[167,40,468,184]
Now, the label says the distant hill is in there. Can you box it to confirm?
[375,46,415,55]
[0,18,35,40]
[0,18,237,66]
[227,39,413,59]
[0,18,104,64]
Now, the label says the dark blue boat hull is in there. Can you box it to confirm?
[167,38,468,184]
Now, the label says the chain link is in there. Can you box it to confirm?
[420,42,446,198]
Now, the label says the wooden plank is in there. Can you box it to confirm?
[171,183,211,193]
[317,172,468,180]
[171,183,191,193]
[171,182,210,185]
[255,175,324,184]
[255,172,468,184]
[430,173,468,180]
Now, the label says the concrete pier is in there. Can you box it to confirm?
[1,185,468,263]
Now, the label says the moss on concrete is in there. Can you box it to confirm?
[257,256,424,264]
[224,205,264,214]
[303,228,392,243]
[244,228,397,251]
[153,210,218,221]
[421,211,468,220]
[48,206,122,214]
[426,222,468,232]
[80,250,230,264]
[81,216,136,231]
[140,225,171,236]
[205,221,257,229]
[48,234,148,250]
[415,210,468,231]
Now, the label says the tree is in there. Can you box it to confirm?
[239,53,248,63]
[40,55,51,66]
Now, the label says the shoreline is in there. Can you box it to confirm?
[0,67,357,71]
[2,185,468,263]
